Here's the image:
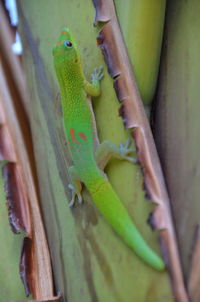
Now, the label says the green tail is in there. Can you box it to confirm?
[85,171,165,271]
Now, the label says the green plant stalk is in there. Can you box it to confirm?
[115,0,166,106]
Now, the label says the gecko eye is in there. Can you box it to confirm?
[64,40,73,48]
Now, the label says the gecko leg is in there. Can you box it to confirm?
[95,138,137,170]
[84,66,104,97]
[68,166,83,207]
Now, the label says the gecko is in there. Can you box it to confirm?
[52,28,165,271]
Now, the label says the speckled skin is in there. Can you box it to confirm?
[53,28,165,271]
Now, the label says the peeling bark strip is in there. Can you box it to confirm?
[0,104,29,235]
[188,225,200,302]
[92,1,189,301]
[10,294,62,302]
[20,237,33,296]
[3,163,30,234]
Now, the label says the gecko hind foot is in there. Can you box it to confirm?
[118,138,137,163]
[68,184,83,208]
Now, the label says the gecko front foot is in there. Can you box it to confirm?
[91,66,104,83]
[68,184,83,208]
[118,139,137,163]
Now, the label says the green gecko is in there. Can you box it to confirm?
[52,28,165,271]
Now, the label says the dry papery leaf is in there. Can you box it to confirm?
[92,0,189,301]
[0,4,57,301]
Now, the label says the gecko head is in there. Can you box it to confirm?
[52,28,79,64]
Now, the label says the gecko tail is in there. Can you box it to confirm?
[87,175,165,271]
